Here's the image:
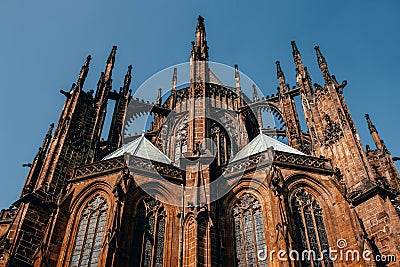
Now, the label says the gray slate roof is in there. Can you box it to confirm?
[103,134,172,164]
[231,132,305,162]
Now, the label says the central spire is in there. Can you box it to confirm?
[191,15,209,61]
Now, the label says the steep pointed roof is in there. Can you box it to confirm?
[231,132,305,162]
[103,134,172,164]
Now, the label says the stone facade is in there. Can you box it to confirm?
[0,16,399,267]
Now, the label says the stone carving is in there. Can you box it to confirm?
[193,83,204,98]
[323,114,343,146]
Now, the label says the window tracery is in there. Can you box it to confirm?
[232,193,268,267]
[131,197,166,267]
[211,124,230,165]
[69,194,108,267]
[291,189,333,267]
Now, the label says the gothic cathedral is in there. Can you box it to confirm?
[0,16,399,267]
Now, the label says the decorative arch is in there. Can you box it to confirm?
[68,194,109,267]
[130,197,166,267]
[289,188,333,267]
[231,193,268,267]
[67,181,113,214]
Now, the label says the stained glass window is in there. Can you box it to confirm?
[131,197,166,267]
[291,189,333,267]
[232,193,268,267]
[69,194,108,267]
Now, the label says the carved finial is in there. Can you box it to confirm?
[291,41,300,57]
[38,123,55,157]
[191,16,208,61]
[157,88,162,106]
[121,65,132,96]
[76,55,91,89]
[252,84,260,102]
[276,61,284,79]
[314,45,331,83]
[47,123,55,135]
[365,114,377,133]
[105,46,117,80]
[234,64,241,92]
[276,61,288,94]
[172,68,177,92]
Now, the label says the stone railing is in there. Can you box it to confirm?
[74,156,126,179]
[127,156,183,180]
[274,151,333,172]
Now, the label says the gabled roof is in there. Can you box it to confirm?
[103,134,172,164]
[231,132,305,162]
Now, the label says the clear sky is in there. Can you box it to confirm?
[0,0,399,208]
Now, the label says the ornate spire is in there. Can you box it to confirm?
[191,16,209,61]
[121,65,132,96]
[41,123,54,152]
[157,88,162,106]
[105,46,117,80]
[276,61,288,93]
[291,41,302,66]
[95,46,117,101]
[314,46,331,83]
[252,85,259,102]
[76,55,91,90]
[172,67,177,92]
[234,64,241,92]
[365,114,377,134]
[365,114,385,151]
[290,41,309,90]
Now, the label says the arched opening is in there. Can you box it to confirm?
[290,188,333,267]
[68,194,109,267]
[232,193,268,267]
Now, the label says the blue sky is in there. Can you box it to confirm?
[0,0,399,208]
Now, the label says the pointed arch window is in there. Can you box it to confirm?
[69,194,109,267]
[131,197,166,267]
[232,193,268,267]
[211,124,231,165]
[291,189,333,267]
